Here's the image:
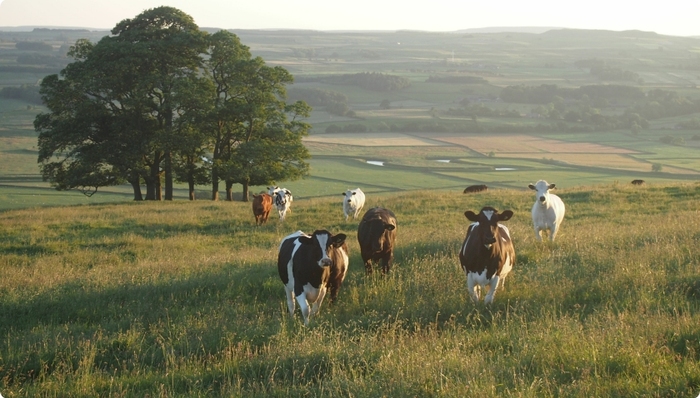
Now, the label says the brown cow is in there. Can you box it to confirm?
[631,179,645,185]
[463,184,488,194]
[358,207,397,274]
[252,193,273,225]
[459,206,515,304]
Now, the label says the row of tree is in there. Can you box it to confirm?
[34,7,310,201]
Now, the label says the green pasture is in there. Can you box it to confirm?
[1,185,700,396]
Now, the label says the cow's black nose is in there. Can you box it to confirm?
[539,196,545,202]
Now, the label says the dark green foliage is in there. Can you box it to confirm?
[0,85,42,105]
[426,75,487,84]
[15,41,53,51]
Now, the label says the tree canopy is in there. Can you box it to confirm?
[35,6,310,201]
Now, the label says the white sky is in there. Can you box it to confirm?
[0,0,698,37]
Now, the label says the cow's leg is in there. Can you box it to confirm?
[549,224,559,241]
[484,276,500,304]
[296,293,311,326]
[381,254,393,274]
[310,286,328,318]
[534,226,543,241]
[466,273,480,302]
[363,258,373,275]
[284,286,295,316]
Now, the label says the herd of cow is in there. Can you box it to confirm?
[257,181,568,325]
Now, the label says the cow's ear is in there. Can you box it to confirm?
[499,210,514,221]
[332,233,347,247]
[384,223,395,231]
[299,236,314,245]
[528,184,536,190]
[465,211,479,221]
[548,183,556,190]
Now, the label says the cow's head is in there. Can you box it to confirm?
[465,207,513,250]
[268,186,280,196]
[275,190,288,206]
[299,230,347,267]
[528,180,556,206]
[342,190,357,204]
[366,219,396,252]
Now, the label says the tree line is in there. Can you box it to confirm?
[34,7,310,202]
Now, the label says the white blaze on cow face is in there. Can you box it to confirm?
[314,232,332,267]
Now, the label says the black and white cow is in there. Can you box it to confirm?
[459,206,515,304]
[277,230,349,326]
[273,188,293,221]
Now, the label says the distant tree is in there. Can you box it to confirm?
[15,41,52,51]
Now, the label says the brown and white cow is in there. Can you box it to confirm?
[459,206,515,304]
[251,193,273,225]
[277,230,349,326]
[358,207,397,274]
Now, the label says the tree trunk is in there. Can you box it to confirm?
[156,175,162,201]
[145,151,163,200]
[164,151,173,200]
[211,168,220,201]
[129,174,143,201]
[225,180,234,201]
[188,179,196,201]
[241,181,250,202]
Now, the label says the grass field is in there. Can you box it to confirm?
[1,184,699,396]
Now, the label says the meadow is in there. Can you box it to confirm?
[1,184,699,396]
[1,26,700,396]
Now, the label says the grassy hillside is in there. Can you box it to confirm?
[1,183,699,396]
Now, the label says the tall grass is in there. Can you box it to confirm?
[1,183,699,396]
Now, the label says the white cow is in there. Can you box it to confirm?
[273,188,293,221]
[342,188,365,221]
[529,180,565,242]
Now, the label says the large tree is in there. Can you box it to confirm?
[36,8,310,201]
[205,31,310,202]
[36,7,209,200]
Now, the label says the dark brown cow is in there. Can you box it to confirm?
[631,179,645,185]
[252,193,273,225]
[459,206,515,304]
[358,207,397,274]
[463,184,488,194]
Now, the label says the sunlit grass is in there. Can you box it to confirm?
[1,184,699,396]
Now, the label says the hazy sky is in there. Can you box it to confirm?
[0,0,698,37]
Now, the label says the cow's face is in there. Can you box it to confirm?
[275,191,288,206]
[465,207,513,250]
[529,180,556,205]
[299,230,347,267]
[342,190,356,204]
[367,219,396,252]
